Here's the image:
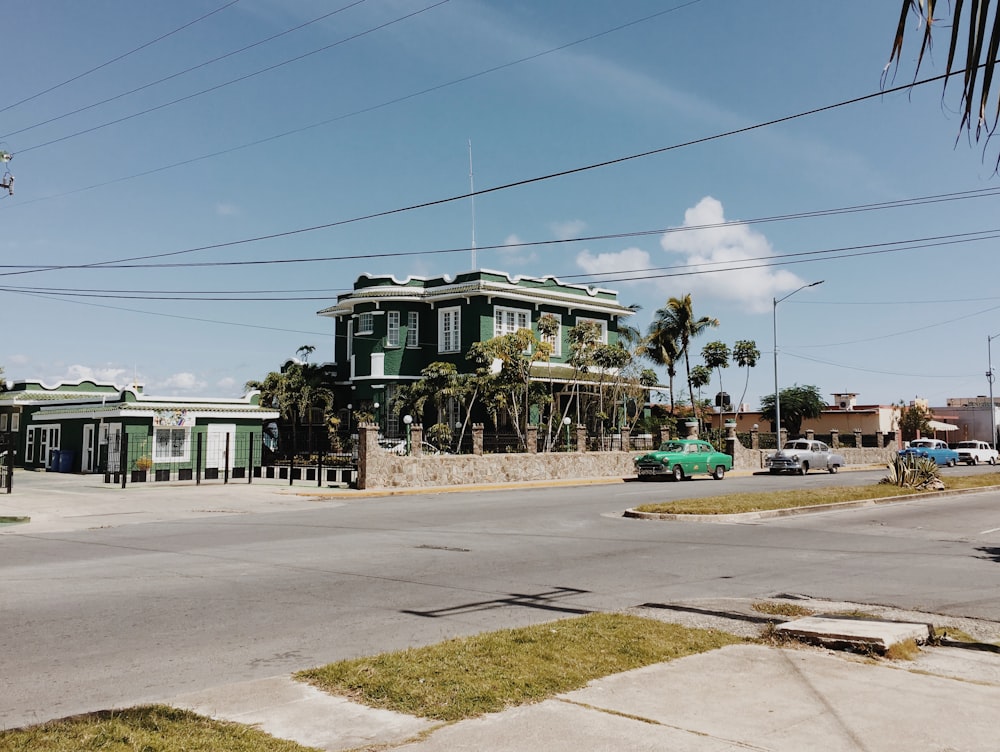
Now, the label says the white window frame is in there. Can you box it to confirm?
[575,316,608,344]
[538,318,562,357]
[406,311,419,348]
[494,306,530,338]
[387,311,401,347]
[10,413,18,431]
[357,311,374,335]
[0,414,7,431]
[438,307,461,353]
[26,429,34,462]
[153,426,190,463]
[346,318,354,359]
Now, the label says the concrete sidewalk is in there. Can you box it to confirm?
[168,639,1000,752]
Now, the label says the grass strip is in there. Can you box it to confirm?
[296,613,743,722]
[633,472,1000,515]
[0,705,319,752]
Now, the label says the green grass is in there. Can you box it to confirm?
[0,705,320,752]
[296,613,744,722]
[751,601,814,618]
[633,472,1000,515]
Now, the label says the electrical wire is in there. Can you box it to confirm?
[0,0,243,115]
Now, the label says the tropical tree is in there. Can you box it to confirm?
[651,295,719,415]
[689,364,712,423]
[732,340,760,417]
[888,1,1000,164]
[701,340,731,429]
[245,359,335,454]
[899,400,933,442]
[759,384,825,437]
[639,311,681,414]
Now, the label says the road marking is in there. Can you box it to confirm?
[980,527,1000,535]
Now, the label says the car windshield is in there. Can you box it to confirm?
[957,442,976,448]
[659,443,687,453]
[782,442,810,451]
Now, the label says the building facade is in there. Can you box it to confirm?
[317,269,636,436]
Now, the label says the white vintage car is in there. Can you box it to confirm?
[766,439,846,475]
[955,440,998,466]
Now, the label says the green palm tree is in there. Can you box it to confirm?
[648,295,719,417]
[641,308,682,414]
[889,1,1000,164]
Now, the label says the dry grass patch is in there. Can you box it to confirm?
[885,639,921,661]
[634,472,1000,515]
[751,601,814,618]
[0,705,318,752]
[296,613,744,722]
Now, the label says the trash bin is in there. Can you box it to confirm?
[47,449,60,471]
[58,449,75,473]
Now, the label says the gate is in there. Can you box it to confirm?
[0,433,12,493]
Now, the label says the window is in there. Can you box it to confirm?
[357,311,374,334]
[10,413,18,431]
[347,319,354,359]
[439,307,461,353]
[494,306,529,337]
[538,315,562,357]
[387,311,401,347]
[575,316,608,343]
[406,311,419,347]
[26,430,34,462]
[154,427,190,462]
[0,414,7,431]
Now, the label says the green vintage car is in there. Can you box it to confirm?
[633,439,732,481]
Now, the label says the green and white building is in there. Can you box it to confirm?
[0,379,278,477]
[317,269,636,435]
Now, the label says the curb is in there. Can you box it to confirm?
[623,483,1000,523]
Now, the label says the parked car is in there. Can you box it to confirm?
[766,439,846,475]
[898,438,959,467]
[955,440,998,466]
[634,439,732,481]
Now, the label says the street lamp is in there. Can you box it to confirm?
[773,280,824,446]
[989,334,999,448]
[563,416,572,452]
[403,414,413,455]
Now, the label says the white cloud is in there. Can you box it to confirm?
[575,246,651,284]
[64,364,131,385]
[216,376,237,391]
[550,219,586,240]
[158,372,206,392]
[216,202,241,217]
[496,233,537,265]
[8,353,29,366]
[571,197,804,313]
[658,197,804,313]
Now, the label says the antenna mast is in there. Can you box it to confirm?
[468,139,477,270]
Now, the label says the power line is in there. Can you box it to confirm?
[1,1,369,139]
[0,0,243,115]
[13,1,451,154]
[2,0,706,207]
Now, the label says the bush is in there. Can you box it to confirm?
[880,454,940,489]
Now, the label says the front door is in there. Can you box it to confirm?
[103,422,122,472]
[82,424,96,473]
[207,424,236,471]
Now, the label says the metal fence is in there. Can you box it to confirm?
[103,430,262,486]
[0,433,12,494]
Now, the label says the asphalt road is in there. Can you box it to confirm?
[2,466,999,729]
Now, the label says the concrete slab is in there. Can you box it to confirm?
[774,615,933,651]
[169,676,437,752]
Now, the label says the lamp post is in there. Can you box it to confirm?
[773,280,824,446]
[403,414,412,455]
[989,334,999,448]
[563,416,572,452]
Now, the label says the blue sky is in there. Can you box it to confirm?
[2,0,998,409]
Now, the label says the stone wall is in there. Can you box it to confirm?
[355,423,897,489]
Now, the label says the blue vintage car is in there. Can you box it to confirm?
[899,438,959,466]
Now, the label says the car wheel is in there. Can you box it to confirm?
[712,465,726,480]
[948,458,957,467]
[991,456,997,465]
[672,464,684,482]
[971,457,978,466]
[798,462,809,476]
[828,464,838,474]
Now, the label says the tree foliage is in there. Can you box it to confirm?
[888,0,1000,165]
[899,401,933,441]
[759,384,826,436]
[643,294,718,414]
[732,340,760,416]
